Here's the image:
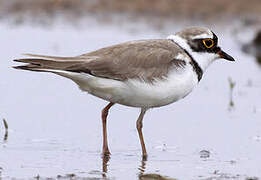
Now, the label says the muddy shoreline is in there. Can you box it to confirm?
[1,0,261,25]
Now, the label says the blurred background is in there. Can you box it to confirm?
[0,0,261,180]
[1,0,261,22]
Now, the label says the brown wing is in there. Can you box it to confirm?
[14,39,186,82]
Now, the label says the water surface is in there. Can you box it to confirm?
[0,20,261,180]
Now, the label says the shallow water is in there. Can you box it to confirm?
[0,20,261,180]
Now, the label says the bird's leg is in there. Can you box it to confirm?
[136,108,147,158]
[138,155,147,176]
[101,102,115,156]
[102,153,110,178]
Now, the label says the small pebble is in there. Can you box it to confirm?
[199,150,210,158]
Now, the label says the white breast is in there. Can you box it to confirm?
[55,64,198,108]
[121,65,198,107]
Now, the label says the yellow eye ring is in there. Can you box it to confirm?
[202,39,214,48]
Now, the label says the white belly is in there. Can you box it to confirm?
[55,66,198,108]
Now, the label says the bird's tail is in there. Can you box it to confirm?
[13,53,89,73]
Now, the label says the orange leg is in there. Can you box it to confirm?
[136,108,147,158]
[101,102,115,156]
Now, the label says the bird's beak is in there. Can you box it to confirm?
[217,49,235,61]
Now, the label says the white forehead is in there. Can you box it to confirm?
[192,29,213,39]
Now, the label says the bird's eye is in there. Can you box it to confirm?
[202,39,214,48]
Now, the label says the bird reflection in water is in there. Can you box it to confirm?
[101,154,148,179]
[138,156,147,176]
[102,154,110,178]
[101,154,176,180]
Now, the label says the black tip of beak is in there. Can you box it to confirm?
[218,50,235,61]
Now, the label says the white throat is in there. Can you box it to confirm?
[167,35,218,72]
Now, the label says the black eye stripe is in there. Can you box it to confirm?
[189,38,218,52]
[188,32,219,53]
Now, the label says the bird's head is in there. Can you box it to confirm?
[168,27,235,72]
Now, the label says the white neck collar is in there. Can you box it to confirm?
[167,34,217,72]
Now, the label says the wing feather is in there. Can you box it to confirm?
[14,39,186,82]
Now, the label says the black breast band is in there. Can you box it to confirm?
[170,39,203,82]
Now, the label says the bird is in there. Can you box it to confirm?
[13,26,235,158]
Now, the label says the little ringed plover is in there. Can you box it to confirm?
[14,26,235,158]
